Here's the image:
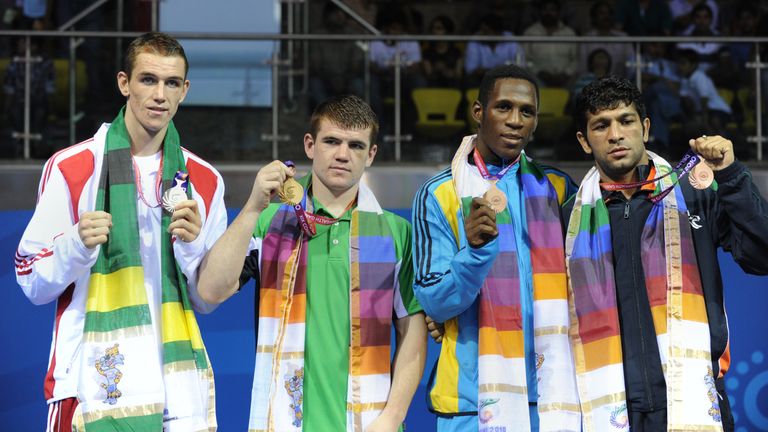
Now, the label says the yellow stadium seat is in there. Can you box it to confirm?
[51,59,87,119]
[535,87,572,143]
[465,87,479,132]
[411,88,466,139]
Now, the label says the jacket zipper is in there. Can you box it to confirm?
[624,199,655,410]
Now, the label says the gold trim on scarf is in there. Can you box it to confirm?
[538,402,581,413]
[579,391,627,413]
[81,402,165,424]
[669,346,712,361]
[346,401,387,413]
[256,345,307,359]
[668,425,726,431]
[478,383,528,394]
[83,325,153,343]
[163,359,199,375]
[534,325,568,337]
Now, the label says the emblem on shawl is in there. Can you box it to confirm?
[95,343,125,405]
[284,367,304,427]
[479,398,500,425]
[705,367,722,422]
[609,403,629,429]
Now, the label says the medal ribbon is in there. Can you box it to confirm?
[283,161,355,237]
[599,150,702,203]
[132,152,164,208]
[472,148,520,181]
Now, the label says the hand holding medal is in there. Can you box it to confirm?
[164,171,202,243]
[689,134,734,173]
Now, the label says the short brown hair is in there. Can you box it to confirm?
[123,32,189,78]
[309,95,379,145]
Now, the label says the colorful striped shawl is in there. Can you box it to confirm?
[450,135,580,431]
[565,151,722,432]
[248,178,398,432]
[77,108,215,431]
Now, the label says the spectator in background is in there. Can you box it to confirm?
[728,5,763,78]
[369,8,425,138]
[579,1,634,78]
[464,13,524,87]
[615,0,672,36]
[523,0,578,87]
[3,37,54,158]
[308,2,365,108]
[422,15,463,88]
[676,3,721,72]
[628,42,682,154]
[708,47,744,92]
[677,48,733,137]
[570,48,612,104]
[669,0,719,34]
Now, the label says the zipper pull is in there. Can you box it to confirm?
[624,202,630,219]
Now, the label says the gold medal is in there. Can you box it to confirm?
[689,161,714,190]
[483,184,507,213]
[278,177,304,205]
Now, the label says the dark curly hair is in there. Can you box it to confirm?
[574,76,646,132]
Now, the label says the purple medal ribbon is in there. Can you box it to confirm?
[283,161,351,237]
[599,150,702,203]
[472,149,520,181]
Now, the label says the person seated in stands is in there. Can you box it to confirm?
[669,0,719,34]
[522,0,578,87]
[421,15,463,88]
[463,13,524,87]
[570,48,612,106]
[677,49,733,140]
[614,0,673,36]
[307,1,365,108]
[676,3,721,72]
[369,7,426,140]
[579,1,633,78]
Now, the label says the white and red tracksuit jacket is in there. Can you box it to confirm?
[15,123,227,404]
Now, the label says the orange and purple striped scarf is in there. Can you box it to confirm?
[566,151,723,431]
[451,135,580,430]
[248,179,398,432]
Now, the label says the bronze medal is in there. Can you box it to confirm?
[278,177,304,205]
[483,184,507,213]
[689,161,714,190]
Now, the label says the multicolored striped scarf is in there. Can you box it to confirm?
[248,177,398,432]
[565,151,722,431]
[76,108,215,431]
[451,135,580,431]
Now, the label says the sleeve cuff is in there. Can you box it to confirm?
[713,160,746,184]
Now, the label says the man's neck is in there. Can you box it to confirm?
[600,166,640,199]
[125,114,166,156]
[311,176,359,218]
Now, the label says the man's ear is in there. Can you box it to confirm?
[642,117,651,143]
[117,71,130,97]
[365,143,378,167]
[303,133,315,160]
[576,131,592,155]
[471,101,483,127]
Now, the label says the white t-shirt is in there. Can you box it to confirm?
[133,151,165,356]
[680,69,732,114]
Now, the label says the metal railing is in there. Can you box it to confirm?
[1,29,766,161]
